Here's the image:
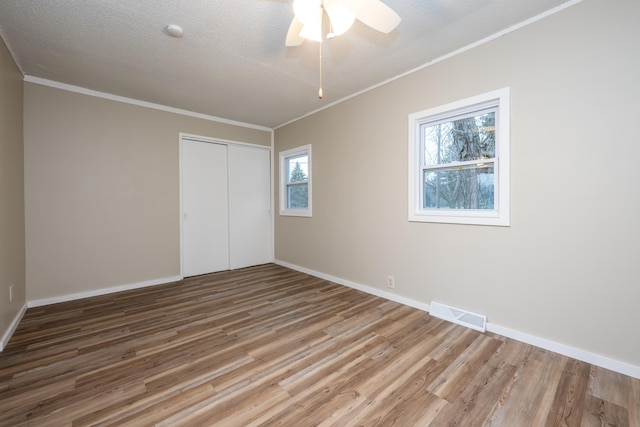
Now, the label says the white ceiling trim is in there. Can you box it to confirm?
[23,75,273,133]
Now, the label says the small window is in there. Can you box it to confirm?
[279,145,312,217]
[408,88,510,226]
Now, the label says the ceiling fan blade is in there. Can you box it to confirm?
[341,0,401,33]
[285,16,305,46]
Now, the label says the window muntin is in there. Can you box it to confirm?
[408,88,510,226]
[279,145,312,217]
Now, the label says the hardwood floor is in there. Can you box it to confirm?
[1,264,638,426]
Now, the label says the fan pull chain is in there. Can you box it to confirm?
[318,40,323,99]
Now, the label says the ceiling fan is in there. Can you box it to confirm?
[285,0,401,46]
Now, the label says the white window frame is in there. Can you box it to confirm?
[279,144,312,217]
[408,88,510,226]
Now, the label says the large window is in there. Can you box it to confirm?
[279,145,312,217]
[408,88,510,226]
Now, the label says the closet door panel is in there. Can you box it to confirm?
[228,145,272,269]
[182,140,229,276]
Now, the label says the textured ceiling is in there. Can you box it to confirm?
[0,0,578,129]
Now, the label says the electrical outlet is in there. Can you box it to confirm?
[387,275,395,289]
[9,284,14,302]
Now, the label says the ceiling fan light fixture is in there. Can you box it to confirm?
[286,0,401,99]
[294,0,323,42]
[286,0,400,46]
[299,14,323,42]
[293,0,319,27]
[324,0,355,36]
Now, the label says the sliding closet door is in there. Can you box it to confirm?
[228,145,272,269]
[181,140,229,276]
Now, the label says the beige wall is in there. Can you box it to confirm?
[0,37,26,346]
[24,83,271,302]
[275,0,640,367]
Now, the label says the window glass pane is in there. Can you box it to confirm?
[423,164,494,209]
[287,183,308,208]
[287,155,308,184]
[280,144,312,217]
[422,111,496,166]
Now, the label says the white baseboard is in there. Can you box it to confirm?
[3,275,181,352]
[274,260,430,313]
[486,323,640,380]
[28,275,183,308]
[274,259,640,380]
[1,302,28,352]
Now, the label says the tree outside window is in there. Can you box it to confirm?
[279,145,312,217]
[422,111,496,210]
[287,158,308,209]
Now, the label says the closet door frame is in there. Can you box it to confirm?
[179,133,273,278]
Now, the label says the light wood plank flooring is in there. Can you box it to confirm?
[1,264,638,426]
